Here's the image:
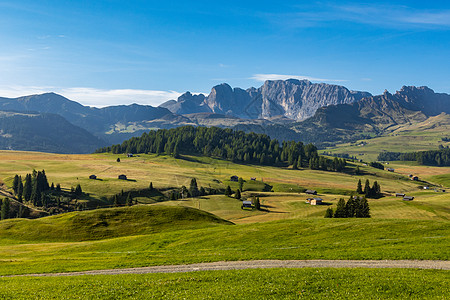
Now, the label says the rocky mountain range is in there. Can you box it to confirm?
[0,79,449,153]
[160,79,372,120]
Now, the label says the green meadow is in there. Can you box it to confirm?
[1,268,448,299]
[0,150,448,298]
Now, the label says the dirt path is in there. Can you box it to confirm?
[4,260,449,278]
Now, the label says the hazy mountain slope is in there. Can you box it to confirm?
[0,93,176,140]
[0,111,105,153]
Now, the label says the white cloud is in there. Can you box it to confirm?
[251,73,347,83]
[0,86,183,107]
[268,4,450,29]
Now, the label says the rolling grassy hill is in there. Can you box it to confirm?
[0,205,232,242]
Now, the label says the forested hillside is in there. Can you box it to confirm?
[96,126,346,171]
[377,148,450,166]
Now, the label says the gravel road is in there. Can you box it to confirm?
[4,260,449,277]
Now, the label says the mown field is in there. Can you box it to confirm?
[1,268,448,299]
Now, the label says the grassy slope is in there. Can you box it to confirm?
[1,268,448,299]
[326,113,450,161]
[0,217,448,275]
[0,205,232,242]
[0,151,424,201]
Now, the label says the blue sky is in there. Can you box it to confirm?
[0,0,449,106]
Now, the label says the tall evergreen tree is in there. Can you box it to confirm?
[17,177,23,202]
[238,177,244,191]
[356,179,363,194]
[363,179,371,196]
[1,198,10,220]
[189,178,199,197]
[235,189,241,200]
[345,196,356,217]
[12,175,19,194]
[74,184,83,196]
[254,197,261,210]
[225,185,232,197]
[23,174,32,202]
[126,193,133,206]
[356,197,371,218]
[334,198,347,218]
[149,182,154,191]
[324,207,334,218]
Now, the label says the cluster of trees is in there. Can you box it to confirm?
[95,126,347,172]
[325,196,370,218]
[356,179,381,198]
[168,178,215,200]
[377,148,450,167]
[12,170,51,206]
[369,162,384,170]
[11,170,87,214]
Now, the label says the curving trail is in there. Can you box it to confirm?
[3,260,450,277]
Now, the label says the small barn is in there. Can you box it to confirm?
[403,196,414,201]
[230,175,239,182]
[305,198,313,203]
[305,189,317,195]
[387,168,395,172]
[411,176,419,181]
[118,174,127,180]
[89,175,97,180]
[241,200,252,209]
[127,153,133,157]
[310,198,323,205]
[250,177,256,181]
[395,193,405,197]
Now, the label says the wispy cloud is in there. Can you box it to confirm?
[0,86,183,107]
[251,73,347,83]
[267,3,450,29]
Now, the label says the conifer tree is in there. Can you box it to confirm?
[189,178,199,197]
[17,177,23,201]
[1,198,10,220]
[356,179,363,194]
[345,196,356,217]
[56,183,61,193]
[254,197,261,210]
[74,184,83,196]
[356,197,371,218]
[12,175,19,194]
[334,198,347,218]
[238,177,244,191]
[23,174,32,202]
[149,182,154,191]
[324,207,334,218]
[126,193,133,206]
[225,185,232,197]
[235,189,241,200]
[364,179,371,196]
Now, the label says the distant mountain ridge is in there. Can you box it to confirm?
[290,86,450,146]
[160,79,372,120]
[0,111,104,153]
[0,80,449,153]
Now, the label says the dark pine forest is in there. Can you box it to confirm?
[96,126,346,172]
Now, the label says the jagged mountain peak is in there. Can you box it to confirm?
[160,79,371,121]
